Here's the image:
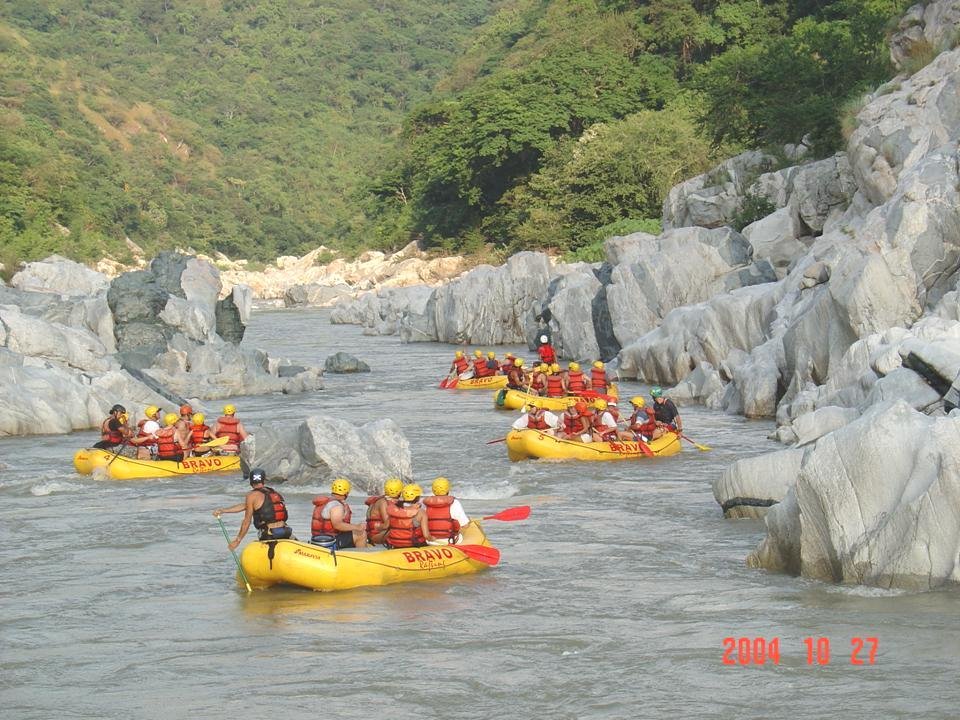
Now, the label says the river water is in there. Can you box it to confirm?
[1,307,958,718]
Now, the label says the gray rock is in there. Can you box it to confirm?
[713,448,805,518]
[11,255,110,297]
[323,352,371,373]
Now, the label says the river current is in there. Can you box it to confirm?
[1,308,958,719]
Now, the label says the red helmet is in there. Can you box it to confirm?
[179,404,193,415]
[574,402,587,414]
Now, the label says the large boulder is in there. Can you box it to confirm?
[713,448,805,519]
[11,255,110,297]
[889,0,960,71]
[240,416,412,489]
[324,352,371,373]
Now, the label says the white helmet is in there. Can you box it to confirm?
[539,335,548,343]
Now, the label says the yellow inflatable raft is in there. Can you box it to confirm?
[505,429,682,461]
[238,521,494,592]
[449,375,508,390]
[73,448,241,480]
[494,386,618,411]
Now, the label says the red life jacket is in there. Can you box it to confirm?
[101,417,124,445]
[567,371,586,392]
[253,486,288,529]
[507,367,525,388]
[562,412,580,434]
[590,367,608,392]
[155,426,180,458]
[423,496,461,542]
[528,413,550,431]
[546,374,564,397]
[453,356,469,374]
[311,496,351,537]
[592,412,618,441]
[631,409,657,436]
[538,344,556,364]
[501,358,514,372]
[365,495,396,538]
[530,373,545,392]
[216,416,241,444]
[386,502,425,547]
[474,358,493,378]
[190,424,210,445]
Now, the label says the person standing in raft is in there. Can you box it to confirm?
[189,413,215,455]
[537,334,556,366]
[424,477,469,544]
[365,478,403,546]
[447,350,470,381]
[213,404,249,455]
[93,404,130,450]
[385,484,434,548]
[651,386,682,433]
[213,468,292,549]
[155,413,187,462]
[311,478,368,549]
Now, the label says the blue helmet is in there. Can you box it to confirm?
[650,386,663,398]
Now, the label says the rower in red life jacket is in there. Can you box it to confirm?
[512,404,560,434]
[560,402,593,442]
[486,351,501,375]
[447,350,470,382]
[385,483,434,548]
[155,413,186,462]
[213,468,292,549]
[93,404,129,450]
[626,396,660,440]
[132,405,162,459]
[590,361,609,393]
[590,399,620,442]
[528,363,548,396]
[566,362,586,394]
[545,363,566,397]
[213,404,249,455]
[189,413,215,455]
[472,350,494,378]
[423,477,469,544]
[311,478,368,549]
[506,357,526,389]
[175,404,195,456]
[501,353,515,374]
[365,478,403,546]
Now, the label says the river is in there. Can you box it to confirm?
[1,307,958,718]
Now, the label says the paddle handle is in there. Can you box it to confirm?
[217,516,253,592]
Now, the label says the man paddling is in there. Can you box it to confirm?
[213,468,292,549]
[93,404,129,450]
[651,386,682,433]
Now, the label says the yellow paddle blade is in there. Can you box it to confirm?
[196,436,230,449]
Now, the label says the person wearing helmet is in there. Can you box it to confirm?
[545,362,566,398]
[473,350,494,378]
[506,357,526,390]
[651,386,682,433]
[213,468,292,549]
[188,413,215,456]
[590,398,620,442]
[311,478,367,549]
[155,413,186,462]
[536,334,556,365]
[447,350,470,382]
[626,396,660,441]
[365,478,403,546]
[589,360,608,393]
[93,404,130,450]
[385,483,434,548]
[213,404,249,455]
[501,352,515,374]
[559,401,593,442]
[423,477,469,544]
[566,362,586,394]
[528,362,548,396]
[485,351,501,375]
[512,403,560,433]
[131,405,163,459]
[173,404,195,455]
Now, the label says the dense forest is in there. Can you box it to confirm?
[1,0,910,267]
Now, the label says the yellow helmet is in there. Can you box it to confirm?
[473,349,483,358]
[487,351,496,358]
[384,478,403,498]
[192,412,205,425]
[331,477,351,496]
[145,405,159,418]
[118,413,129,424]
[401,483,422,502]
[593,360,604,369]
[223,404,236,415]
[539,363,548,372]
[630,396,646,408]
[163,412,178,426]
[514,358,524,367]
[594,399,608,411]
[454,350,464,358]
[432,477,451,496]
[569,362,580,371]
[551,363,561,373]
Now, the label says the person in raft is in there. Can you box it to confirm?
[590,399,620,443]
[651,386,682,433]
[589,360,609,394]
[513,403,560,434]
[173,404,195,455]
[154,413,187,462]
[385,483,434,548]
[506,357,527,390]
[560,401,594,442]
[471,349,495,378]
[188,413,215,455]
[93,404,130,450]
[213,404,249,455]
[624,396,659,441]
[486,351,501,375]
[447,350,470,381]
[365,478,403,546]
[424,477,469,544]
[132,405,162,459]
[311,478,368,549]
[214,468,292,549]
[537,334,556,365]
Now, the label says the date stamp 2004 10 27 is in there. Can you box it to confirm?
[722,637,879,666]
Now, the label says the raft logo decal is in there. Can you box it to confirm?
[181,457,224,470]
[608,442,645,453]
[402,547,454,569]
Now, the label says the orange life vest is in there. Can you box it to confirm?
[365,495,396,538]
[311,496,351,537]
[592,412,618,441]
[590,367,608,392]
[386,502,426,548]
[136,418,156,446]
[562,412,580,434]
[567,370,586,392]
[527,413,550,431]
[630,408,657,436]
[507,367,525,388]
[453,356,469,374]
[190,423,210,445]
[101,417,124,445]
[253,486,288,529]
[530,373,545,392]
[155,426,180,458]
[216,416,241,444]
[546,374,564,397]
[423,496,461,542]
[474,358,493,378]
[538,344,556,364]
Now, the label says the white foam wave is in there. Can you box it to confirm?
[31,480,84,496]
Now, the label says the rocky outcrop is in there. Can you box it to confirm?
[240,416,412,489]
[283,283,352,308]
[11,255,110,297]
[713,448,805,519]
[889,1,960,71]
[324,352,370,373]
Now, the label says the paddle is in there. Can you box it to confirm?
[577,389,618,403]
[486,437,507,445]
[195,435,230,449]
[455,544,501,565]
[105,440,129,467]
[217,516,253,592]
[637,439,654,458]
[679,432,711,451]
[482,506,530,522]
